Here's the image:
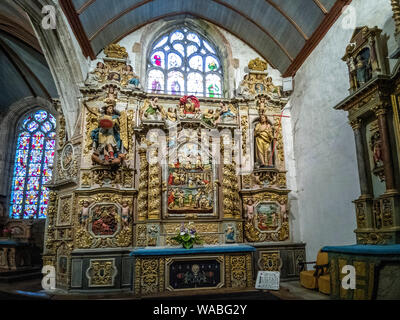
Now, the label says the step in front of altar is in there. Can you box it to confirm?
[130,244,256,296]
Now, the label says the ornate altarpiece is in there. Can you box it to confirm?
[337,26,400,245]
[330,25,400,300]
[42,46,303,294]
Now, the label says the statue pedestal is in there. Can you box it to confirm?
[130,244,255,297]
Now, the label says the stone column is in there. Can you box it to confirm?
[374,106,397,193]
[350,119,371,197]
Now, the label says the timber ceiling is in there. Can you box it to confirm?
[61,0,351,76]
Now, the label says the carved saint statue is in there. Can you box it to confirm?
[84,97,128,166]
[86,61,108,85]
[370,131,383,169]
[140,97,164,120]
[202,109,219,126]
[121,65,140,87]
[264,77,282,97]
[254,114,274,168]
[356,53,372,86]
[218,102,236,121]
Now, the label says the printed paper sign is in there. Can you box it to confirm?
[255,271,280,290]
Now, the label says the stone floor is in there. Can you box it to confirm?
[0,278,330,300]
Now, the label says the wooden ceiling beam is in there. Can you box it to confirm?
[212,0,294,61]
[88,0,153,41]
[76,0,97,14]
[59,0,95,59]
[313,0,329,14]
[283,0,352,77]
[264,0,309,40]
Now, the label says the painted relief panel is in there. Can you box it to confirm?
[89,203,120,237]
[243,193,289,242]
[255,202,280,232]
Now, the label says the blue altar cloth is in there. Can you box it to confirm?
[130,244,256,256]
[321,244,400,255]
[0,240,23,246]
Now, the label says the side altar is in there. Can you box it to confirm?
[330,26,400,300]
[43,45,304,294]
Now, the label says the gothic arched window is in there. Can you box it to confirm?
[9,110,56,219]
[147,27,223,97]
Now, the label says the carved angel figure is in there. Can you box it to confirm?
[84,97,129,166]
[121,201,131,227]
[80,201,91,226]
[245,199,255,224]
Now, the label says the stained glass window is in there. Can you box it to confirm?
[147,27,223,97]
[9,110,56,219]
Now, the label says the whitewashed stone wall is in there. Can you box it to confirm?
[289,0,396,261]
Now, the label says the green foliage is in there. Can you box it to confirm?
[171,222,203,249]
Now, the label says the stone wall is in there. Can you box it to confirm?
[289,0,396,261]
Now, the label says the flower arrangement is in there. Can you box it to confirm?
[171,222,202,249]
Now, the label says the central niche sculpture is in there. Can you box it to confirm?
[166,142,214,215]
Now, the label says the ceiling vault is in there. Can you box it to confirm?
[60,0,352,76]
[282,0,352,77]
[211,0,294,61]
[88,0,153,41]
[112,11,282,70]
[0,37,53,100]
[0,38,36,97]
[264,0,309,40]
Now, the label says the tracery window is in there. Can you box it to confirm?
[9,110,56,219]
[147,27,223,97]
